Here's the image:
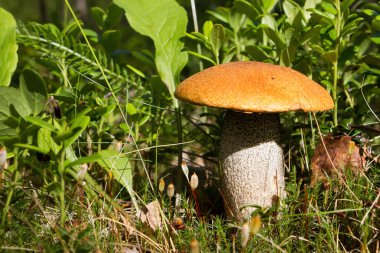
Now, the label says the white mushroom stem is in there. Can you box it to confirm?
[220,111,285,220]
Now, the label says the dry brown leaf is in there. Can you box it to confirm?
[311,134,366,187]
[136,200,162,231]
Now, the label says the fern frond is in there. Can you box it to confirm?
[16,22,139,90]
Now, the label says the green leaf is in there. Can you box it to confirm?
[222,46,236,63]
[65,115,90,147]
[370,36,380,45]
[300,25,321,44]
[263,27,286,49]
[65,149,117,168]
[245,45,270,61]
[20,69,47,116]
[260,0,279,13]
[233,0,261,21]
[90,7,106,28]
[188,51,217,65]
[114,0,188,106]
[138,114,150,126]
[0,8,18,87]
[37,128,61,155]
[262,14,277,31]
[283,0,301,25]
[322,50,338,63]
[309,8,335,25]
[341,0,355,12]
[14,143,48,154]
[24,116,57,132]
[320,2,337,15]
[54,115,90,147]
[203,21,214,41]
[210,24,225,55]
[126,103,137,115]
[105,3,124,28]
[101,30,121,52]
[0,112,17,139]
[126,64,146,78]
[372,20,380,32]
[97,150,132,191]
[0,87,32,117]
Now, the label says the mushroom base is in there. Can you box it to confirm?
[220,111,285,220]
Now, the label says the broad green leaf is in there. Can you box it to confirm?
[0,8,18,87]
[114,0,188,106]
[20,68,47,116]
[97,150,132,191]
[0,87,32,117]
[37,128,61,155]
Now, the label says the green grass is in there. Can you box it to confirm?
[1,159,379,252]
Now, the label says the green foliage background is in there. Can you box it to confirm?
[0,0,378,252]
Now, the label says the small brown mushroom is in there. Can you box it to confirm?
[175,61,333,220]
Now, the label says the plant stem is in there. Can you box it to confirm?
[333,0,342,127]
[59,150,66,226]
[1,148,19,228]
[332,61,339,127]
[174,106,183,208]
[190,0,203,71]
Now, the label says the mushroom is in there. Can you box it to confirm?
[175,61,333,220]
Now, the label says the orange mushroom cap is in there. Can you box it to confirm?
[175,61,334,113]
